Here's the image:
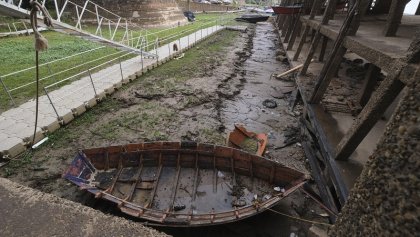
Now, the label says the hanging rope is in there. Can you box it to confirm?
[266,207,332,227]
[29,0,53,146]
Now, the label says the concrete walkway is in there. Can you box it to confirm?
[0,25,225,158]
[0,177,169,237]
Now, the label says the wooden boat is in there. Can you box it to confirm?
[63,142,306,226]
[235,14,270,24]
[271,6,303,15]
[272,1,347,15]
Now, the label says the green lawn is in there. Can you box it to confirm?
[0,31,123,110]
[0,12,238,111]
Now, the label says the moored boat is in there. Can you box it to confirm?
[63,141,307,226]
[271,5,303,15]
[235,14,270,23]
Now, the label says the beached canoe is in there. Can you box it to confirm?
[63,142,306,226]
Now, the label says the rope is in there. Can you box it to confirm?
[29,0,53,146]
[266,207,332,227]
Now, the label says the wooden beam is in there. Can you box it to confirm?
[318,36,329,62]
[335,74,405,160]
[287,16,302,49]
[300,30,322,75]
[310,0,323,19]
[284,15,298,43]
[310,3,360,103]
[383,0,410,37]
[322,0,338,24]
[300,0,345,75]
[282,16,292,37]
[358,64,381,106]
[348,0,372,36]
[293,24,310,61]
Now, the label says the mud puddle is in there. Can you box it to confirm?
[1,24,328,236]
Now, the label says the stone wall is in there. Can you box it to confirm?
[176,1,238,12]
[86,0,188,27]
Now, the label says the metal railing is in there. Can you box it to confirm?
[0,0,155,56]
[0,15,237,112]
[40,23,229,123]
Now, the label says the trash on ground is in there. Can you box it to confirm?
[175,53,185,60]
[263,99,278,108]
[227,124,268,156]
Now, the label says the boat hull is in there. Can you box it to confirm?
[63,142,306,226]
[271,6,302,15]
[235,15,270,24]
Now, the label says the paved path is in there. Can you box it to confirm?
[0,25,225,158]
[0,177,169,237]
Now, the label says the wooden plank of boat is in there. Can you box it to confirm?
[63,141,307,227]
[271,6,303,15]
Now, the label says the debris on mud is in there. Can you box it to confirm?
[262,99,278,108]
[227,124,267,156]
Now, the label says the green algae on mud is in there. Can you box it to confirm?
[0,29,240,178]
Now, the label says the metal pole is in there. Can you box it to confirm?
[187,34,190,48]
[195,31,197,45]
[87,69,97,97]
[0,76,16,107]
[178,38,181,52]
[119,59,124,81]
[155,38,159,63]
[168,42,171,58]
[201,28,203,40]
[140,50,144,71]
[43,87,60,119]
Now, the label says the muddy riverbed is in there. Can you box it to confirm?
[1,22,329,236]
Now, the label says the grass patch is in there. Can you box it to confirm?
[141,29,238,81]
[0,31,126,110]
[0,27,240,176]
[0,13,239,111]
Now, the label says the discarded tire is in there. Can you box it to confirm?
[263,99,277,108]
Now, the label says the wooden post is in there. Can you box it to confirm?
[329,76,419,236]
[322,0,339,25]
[293,24,310,61]
[300,0,342,75]
[281,15,291,37]
[318,36,329,62]
[292,0,323,61]
[358,64,381,107]
[310,0,324,19]
[348,0,372,35]
[310,1,369,103]
[335,74,405,160]
[383,0,410,37]
[287,17,302,50]
[300,31,322,75]
[284,14,298,43]
[335,33,420,160]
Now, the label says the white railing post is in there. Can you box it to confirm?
[75,0,89,30]
[111,17,121,41]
